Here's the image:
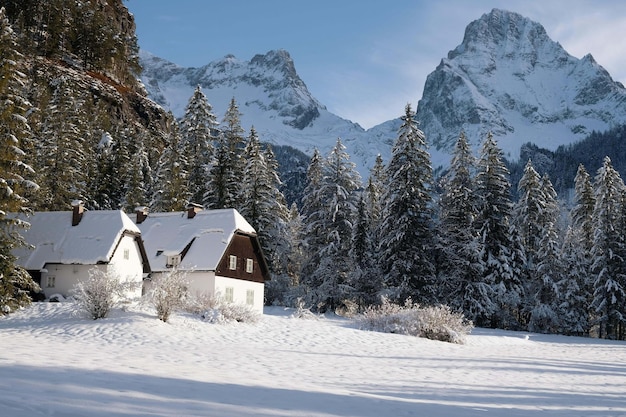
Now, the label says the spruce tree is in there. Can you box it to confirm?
[378,104,436,304]
[238,127,290,275]
[590,157,626,339]
[306,138,361,311]
[206,98,245,209]
[0,7,39,313]
[151,119,188,212]
[180,85,217,205]
[299,148,325,282]
[437,132,488,322]
[475,132,524,328]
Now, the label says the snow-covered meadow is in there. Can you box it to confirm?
[1,302,625,417]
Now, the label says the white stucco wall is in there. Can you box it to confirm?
[39,234,144,299]
[144,271,265,314]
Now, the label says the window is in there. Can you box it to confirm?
[246,289,255,306]
[225,287,234,302]
[246,258,254,274]
[47,276,55,288]
[229,255,237,270]
[166,254,181,268]
[123,248,130,260]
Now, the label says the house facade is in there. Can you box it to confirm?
[12,202,149,299]
[136,206,270,314]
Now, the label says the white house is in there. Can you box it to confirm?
[135,205,270,314]
[12,201,149,299]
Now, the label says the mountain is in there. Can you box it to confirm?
[139,49,393,177]
[417,8,626,164]
[139,9,626,177]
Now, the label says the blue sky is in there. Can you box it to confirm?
[125,0,626,129]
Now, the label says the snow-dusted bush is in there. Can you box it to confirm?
[71,269,130,320]
[291,297,319,320]
[188,292,260,324]
[149,270,189,322]
[356,298,473,344]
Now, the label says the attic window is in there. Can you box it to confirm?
[166,254,181,268]
[246,258,254,274]
[229,255,237,270]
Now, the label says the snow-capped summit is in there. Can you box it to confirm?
[139,49,390,176]
[417,8,626,164]
[140,9,626,177]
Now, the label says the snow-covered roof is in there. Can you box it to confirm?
[136,208,256,272]
[12,210,141,270]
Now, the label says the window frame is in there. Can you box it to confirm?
[229,255,237,270]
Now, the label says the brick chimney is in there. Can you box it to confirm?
[135,206,149,224]
[187,203,203,219]
[71,200,84,226]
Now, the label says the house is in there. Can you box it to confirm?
[12,201,150,299]
[135,205,270,314]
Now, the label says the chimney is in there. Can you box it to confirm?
[135,206,149,224]
[71,200,84,226]
[186,202,203,219]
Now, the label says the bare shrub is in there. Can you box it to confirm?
[149,269,189,322]
[191,292,259,324]
[71,269,131,320]
[356,297,473,344]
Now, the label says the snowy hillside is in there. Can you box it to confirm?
[140,50,392,176]
[1,301,625,416]
[417,8,626,165]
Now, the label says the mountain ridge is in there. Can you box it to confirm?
[139,8,626,177]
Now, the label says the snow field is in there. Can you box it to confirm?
[1,302,625,416]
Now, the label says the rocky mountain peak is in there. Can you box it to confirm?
[417,8,626,165]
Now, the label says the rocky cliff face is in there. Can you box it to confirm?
[417,8,626,164]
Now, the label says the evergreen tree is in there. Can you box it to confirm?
[475,132,524,328]
[590,157,626,339]
[238,127,290,275]
[35,78,90,210]
[0,7,39,313]
[558,163,596,335]
[437,132,488,322]
[378,104,436,304]
[151,119,188,212]
[527,174,562,333]
[180,86,217,205]
[299,148,325,282]
[305,138,361,311]
[123,129,152,212]
[206,98,245,209]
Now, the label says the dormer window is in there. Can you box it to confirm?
[229,255,237,270]
[246,258,254,273]
[166,254,181,268]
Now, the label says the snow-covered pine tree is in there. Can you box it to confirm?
[305,138,361,312]
[0,7,39,313]
[123,129,152,212]
[151,118,188,212]
[378,104,436,305]
[350,190,382,309]
[35,77,90,210]
[206,98,245,209]
[437,132,489,323]
[559,226,591,335]
[299,148,325,283]
[527,174,563,333]
[590,156,626,340]
[238,127,290,275]
[558,163,596,335]
[475,132,524,329]
[180,85,217,205]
